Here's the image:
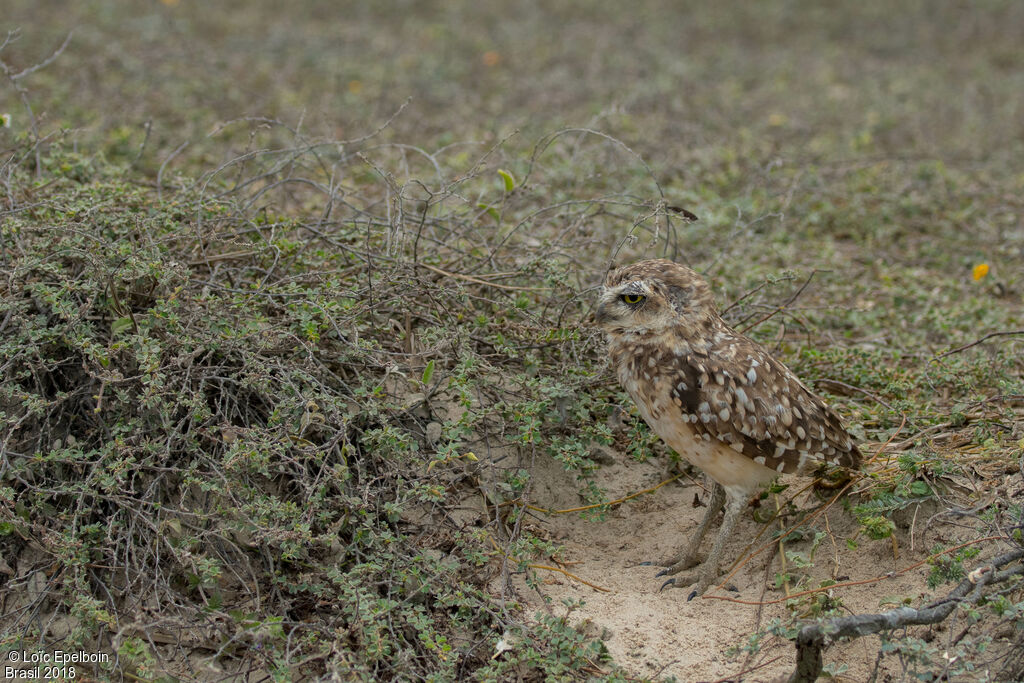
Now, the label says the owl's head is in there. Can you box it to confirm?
[594,259,718,337]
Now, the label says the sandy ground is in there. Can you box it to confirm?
[495,449,949,682]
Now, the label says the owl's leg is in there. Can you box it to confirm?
[658,481,725,572]
[660,490,746,598]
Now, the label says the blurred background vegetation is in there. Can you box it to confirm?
[5,1,1024,163]
[1,1,1022,681]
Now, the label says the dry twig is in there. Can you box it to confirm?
[787,547,1024,683]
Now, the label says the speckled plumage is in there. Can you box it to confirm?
[595,258,861,596]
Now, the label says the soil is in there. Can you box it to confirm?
[495,449,949,682]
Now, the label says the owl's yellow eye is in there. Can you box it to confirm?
[620,293,645,305]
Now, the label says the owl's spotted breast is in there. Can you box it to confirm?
[610,332,860,479]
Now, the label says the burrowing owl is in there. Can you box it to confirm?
[595,259,861,597]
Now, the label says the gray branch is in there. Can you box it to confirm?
[11,31,74,81]
[788,546,1024,683]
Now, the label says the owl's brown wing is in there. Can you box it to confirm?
[664,331,861,475]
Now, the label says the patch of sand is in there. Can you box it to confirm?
[500,450,944,682]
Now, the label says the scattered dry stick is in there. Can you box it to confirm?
[416,262,548,291]
[933,330,1024,360]
[704,534,1010,607]
[524,473,686,515]
[737,270,818,335]
[485,531,611,593]
[527,563,611,593]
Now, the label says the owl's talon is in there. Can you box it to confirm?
[654,567,669,578]
[661,569,699,589]
[687,589,699,601]
[659,551,702,570]
[658,556,700,576]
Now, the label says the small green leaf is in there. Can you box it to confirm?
[112,316,134,336]
[859,514,895,540]
[909,480,931,497]
[497,168,515,193]
[421,359,435,386]
[477,202,500,221]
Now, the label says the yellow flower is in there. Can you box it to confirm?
[0,113,10,128]
[972,263,989,281]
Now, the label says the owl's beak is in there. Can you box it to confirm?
[592,302,612,328]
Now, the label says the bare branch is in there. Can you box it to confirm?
[737,270,818,334]
[934,329,1024,360]
[11,31,73,81]
[787,547,1024,683]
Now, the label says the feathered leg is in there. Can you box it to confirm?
[661,487,746,597]
[658,481,725,573]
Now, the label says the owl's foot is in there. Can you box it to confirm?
[656,552,716,599]
[659,567,714,600]
[650,481,726,575]
[655,549,702,575]
[657,492,747,598]
[659,565,737,600]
